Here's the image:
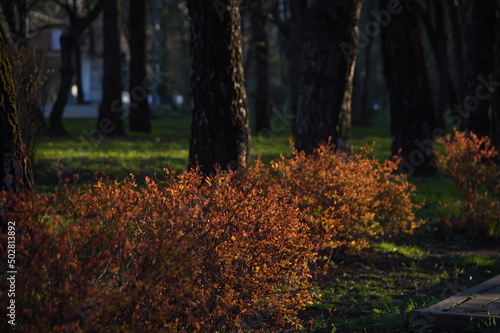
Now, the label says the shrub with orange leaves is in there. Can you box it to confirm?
[0,142,422,332]
[271,143,420,252]
[436,130,500,237]
[1,167,316,332]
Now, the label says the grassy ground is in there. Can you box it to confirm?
[35,109,394,187]
[34,109,500,332]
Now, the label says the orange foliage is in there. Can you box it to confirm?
[0,141,421,331]
[271,143,420,251]
[2,169,315,332]
[436,130,500,237]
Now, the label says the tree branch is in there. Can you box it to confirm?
[73,0,109,36]
[52,0,72,16]
[27,0,44,11]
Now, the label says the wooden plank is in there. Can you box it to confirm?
[412,275,500,330]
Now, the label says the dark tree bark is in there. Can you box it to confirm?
[74,37,86,104]
[249,0,275,132]
[360,39,374,126]
[294,0,362,154]
[495,13,500,151]
[381,0,436,176]
[49,32,75,135]
[0,32,33,193]
[352,31,374,127]
[446,0,466,106]
[420,0,451,134]
[186,0,251,175]
[98,0,126,137]
[49,0,109,136]
[289,0,306,118]
[462,1,500,143]
[128,0,151,133]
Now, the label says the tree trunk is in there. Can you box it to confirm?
[250,0,273,132]
[361,38,374,126]
[0,32,33,194]
[352,34,374,127]
[380,0,436,176]
[48,0,109,136]
[463,1,500,142]
[49,32,74,136]
[74,37,86,104]
[128,0,152,133]
[420,0,450,134]
[186,0,251,175]
[98,0,126,137]
[446,0,466,107]
[495,16,500,151]
[289,0,305,118]
[294,0,362,154]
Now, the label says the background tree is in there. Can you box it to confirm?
[381,0,436,176]
[128,0,151,133]
[154,0,191,109]
[248,0,275,132]
[186,0,250,174]
[49,0,109,135]
[294,0,362,154]
[462,1,500,148]
[98,0,125,136]
[446,0,466,106]
[0,31,33,194]
[420,0,453,134]
[288,0,305,119]
[351,0,377,127]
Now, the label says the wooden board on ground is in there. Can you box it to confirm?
[413,275,500,330]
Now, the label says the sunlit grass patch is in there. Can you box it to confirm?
[454,255,500,269]
[375,242,429,259]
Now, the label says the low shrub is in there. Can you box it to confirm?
[436,130,500,237]
[1,142,422,331]
[1,168,316,332]
[270,143,420,252]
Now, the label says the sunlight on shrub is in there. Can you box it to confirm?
[2,168,316,332]
[271,142,421,252]
[1,141,423,331]
[436,130,500,237]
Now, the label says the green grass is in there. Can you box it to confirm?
[35,114,295,187]
[350,110,392,161]
[375,242,430,259]
[454,255,500,269]
[35,118,190,190]
[35,110,392,186]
